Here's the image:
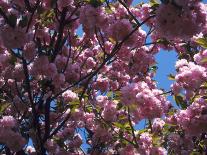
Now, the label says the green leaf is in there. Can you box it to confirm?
[152,134,162,146]
[69,99,80,113]
[108,37,116,44]
[113,122,131,131]
[114,91,121,100]
[168,74,175,80]
[8,14,17,27]
[137,129,147,134]
[174,95,183,105]
[195,38,207,48]
[39,9,55,26]
[106,91,113,98]
[9,54,17,65]
[157,38,170,45]
[150,66,158,73]
[128,104,137,111]
[174,94,187,109]
[118,114,127,121]
[19,16,28,28]
[190,151,201,155]
[150,0,159,7]
[85,105,93,113]
[113,122,124,129]
[124,123,131,131]
[167,110,176,116]
[88,0,104,7]
[0,103,10,115]
[201,57,207,63]
[105,7,113,14]
[116,102,124,110]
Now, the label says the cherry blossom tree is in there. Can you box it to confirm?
[0,0,207,154]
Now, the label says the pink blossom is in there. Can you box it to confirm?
[108,19,133,42]
[23,42,36,60]
[62,90,78,102]
[103,101,117,122]
[152,118,165,132]
[94,76,109,92]
[52,73,65,88]
[173,60,207,92]
[80,5,108,37]
[55,55,67,71]
[69,134,82,148]
[57,0,73,9]
[121,83,139,106]
[0,26,28,48]
[151,147,167,155]
[0,116,16,128]
[155,2,207,40]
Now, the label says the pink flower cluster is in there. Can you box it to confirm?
[80,5,108,37]
[168,97,207,136]
[155,1,207,40]
[62,90,78,102]
[194,49,207,67]
[121,81,170,121]
[152,118,165,133]
[0,116,26,152]
[171,59,207,96]
[108,19,133,42]
[167,133,194,154]
[0,25,28,49]
[138,132,167,155]
[129,46,155,75]
[0,0,207,154]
